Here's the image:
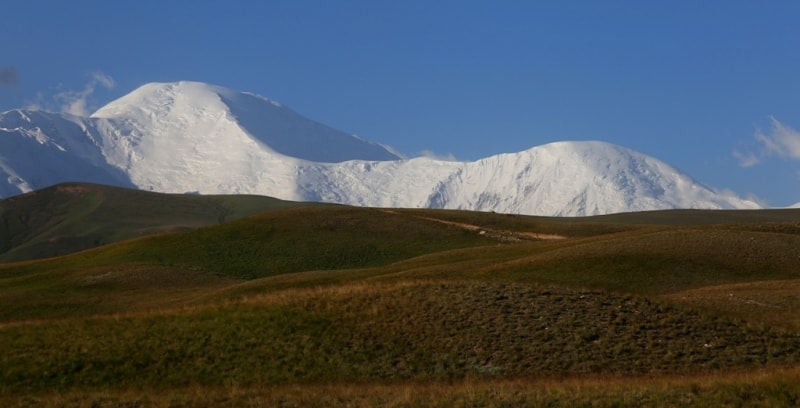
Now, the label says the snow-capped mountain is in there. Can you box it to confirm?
[295,142,760,216]
[0,109,134,197]
[0,81,761,216]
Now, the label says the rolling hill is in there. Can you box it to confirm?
[0,182,305,263]
[1,190,799,405]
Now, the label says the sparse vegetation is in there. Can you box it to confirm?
[7,372,800,407]
[1,186,800,406]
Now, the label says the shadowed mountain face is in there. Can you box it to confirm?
[0,81,760,215]
[0,110,135,197]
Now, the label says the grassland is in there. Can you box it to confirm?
[0,182,304,263]
[1,187,799,406]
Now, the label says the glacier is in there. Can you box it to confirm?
[0,81,761,216]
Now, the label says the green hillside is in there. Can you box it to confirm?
[0,182,303,263]
[1,186,799,406]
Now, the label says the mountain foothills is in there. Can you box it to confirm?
[0,182,306,263]
[0,81,760,216]
[1,188,800,405]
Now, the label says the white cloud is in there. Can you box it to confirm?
[56,90,90,116]
[715,188,768,208]
[419,150,458,161]
[735,117,800,168]
[55,71,116,116]
[23,91,45,111]
[92,71,115,89]
[732,149,759,167]
[755,117,800,160]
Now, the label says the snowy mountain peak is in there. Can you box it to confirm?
[0,81,762,215]
[92,81,400,163]
[483,140,759,215]
[295,140,758,216]
[91,81,227,119]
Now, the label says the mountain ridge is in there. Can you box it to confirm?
[0,81,761,215]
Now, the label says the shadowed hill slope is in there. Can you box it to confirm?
[0,182,305,263]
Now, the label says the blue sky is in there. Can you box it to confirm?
[2,1,799,206]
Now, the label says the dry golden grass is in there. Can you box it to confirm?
[662,278,800,331]
[5,366,800,407]
[5,280,798,396]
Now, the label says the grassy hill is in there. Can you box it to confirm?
[0,182,304,263]
[1,186,799,406]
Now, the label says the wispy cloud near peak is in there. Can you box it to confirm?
[56,71,116,116]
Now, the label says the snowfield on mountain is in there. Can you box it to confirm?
[0,81,760,215]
